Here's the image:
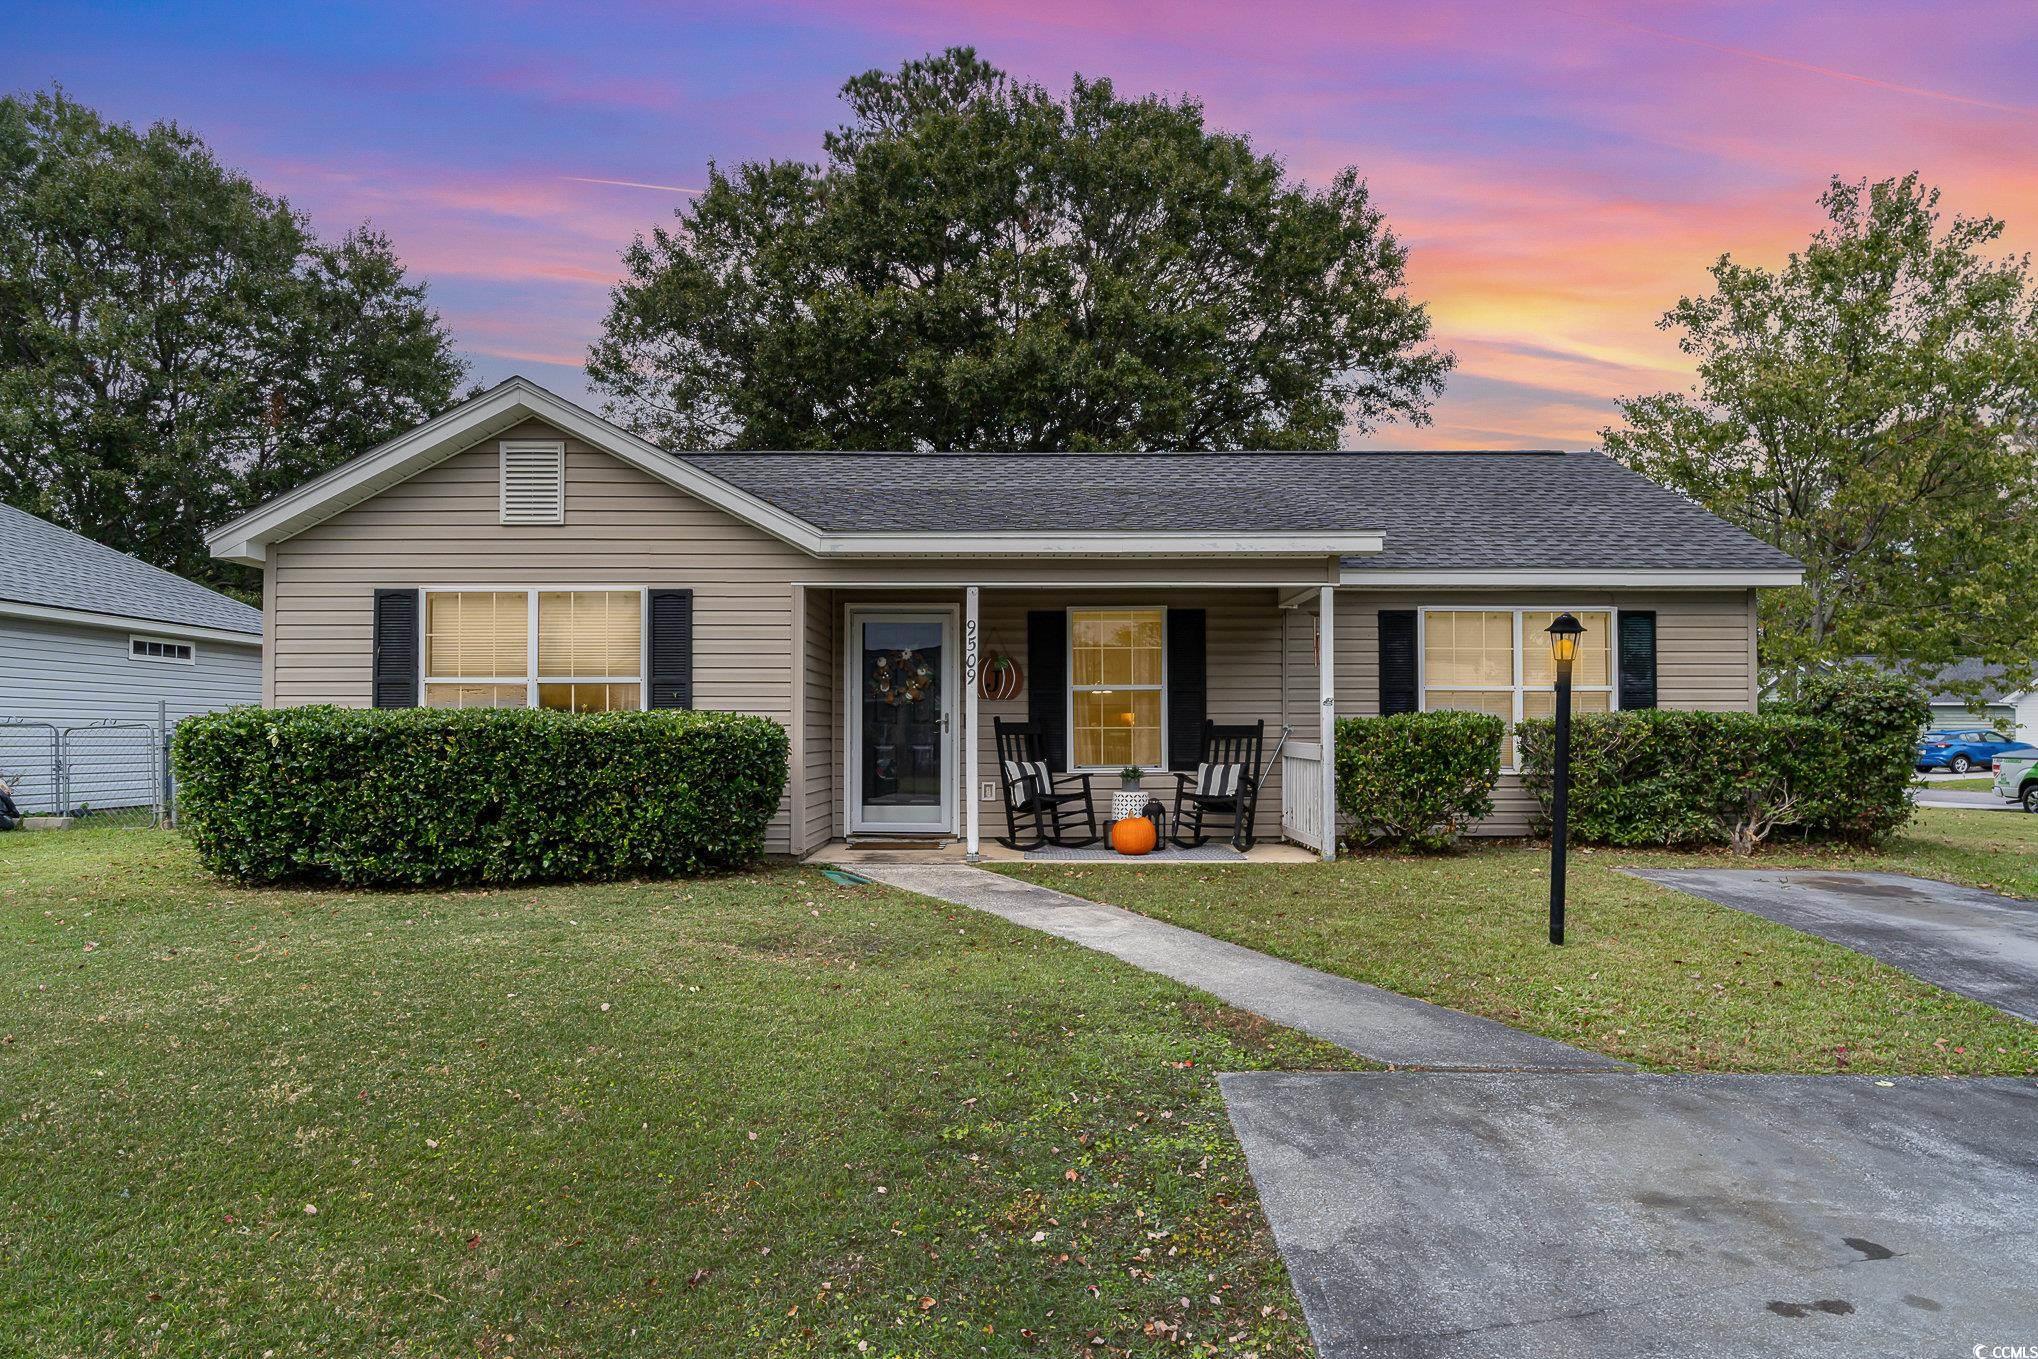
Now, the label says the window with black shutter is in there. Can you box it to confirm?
[648,589,694,709]
[372,588,420,708]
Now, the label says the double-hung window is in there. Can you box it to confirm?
[423,588,645,711]
[1069,607,1166,768]
[1420,608,1614,766]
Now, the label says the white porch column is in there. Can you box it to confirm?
[964,585,981,862]
[1318,584,1337,861]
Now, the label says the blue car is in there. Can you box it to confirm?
[1916,728,2037,773]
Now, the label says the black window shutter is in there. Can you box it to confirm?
[1618,611,1658,710]
[1166,608,1207,771]
[648,589,694,709]
[1378,610,1417,714]
[371,589,420,708]
[1026,610,1068,770]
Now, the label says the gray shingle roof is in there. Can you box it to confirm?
[683,448,1799,573]
[0,503,262,636]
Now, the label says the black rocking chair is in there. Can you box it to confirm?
[993,719,1101,850]
[1170,720,1268,851]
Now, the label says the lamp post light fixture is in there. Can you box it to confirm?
[1544,612,1584,946]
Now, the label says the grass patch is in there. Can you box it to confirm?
[1920,776,1996,792]
[0,830,1363,1357]
[1000,810,2038,1077]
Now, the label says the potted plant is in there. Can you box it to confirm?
[1119,765,1145,790]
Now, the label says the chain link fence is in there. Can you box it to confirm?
[1,710,171,829]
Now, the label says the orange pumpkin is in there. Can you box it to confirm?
[1111,814,1158,856]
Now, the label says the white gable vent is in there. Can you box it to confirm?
[500,440,565,524]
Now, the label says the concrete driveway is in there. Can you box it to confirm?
[1222,1071,2038,1358]
[1627,869,2038,1023]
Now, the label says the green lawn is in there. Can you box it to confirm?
[1002,810,2038,1077]
[0,830,1361,1358]
[1921,776,1997,792]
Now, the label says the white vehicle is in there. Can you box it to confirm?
[1992,752,2038,813]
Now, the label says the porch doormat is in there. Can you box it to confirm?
[1022,843,1245,862]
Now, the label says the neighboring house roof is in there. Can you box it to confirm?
[1914,659,2032,706]
[206,376,1801,585]
[686,448,1799,577]
[0,503,262,639]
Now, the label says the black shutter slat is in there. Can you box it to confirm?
[1618,611,1658,710]
[1026,610,1068,771]
[648,589,694,709]
[371,588,419,708]
[1378,610,1417,714]
[1166,608,1207,771]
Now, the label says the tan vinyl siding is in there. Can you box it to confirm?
[799,587,836,852]
[1329,589,1758,835]
[265,417,1764,853]
[960,590,1294,837]
[269,418,811,853]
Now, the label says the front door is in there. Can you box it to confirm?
[847,608,956,834]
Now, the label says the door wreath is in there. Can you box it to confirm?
[869,649,935,706]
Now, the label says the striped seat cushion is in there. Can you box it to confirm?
[1002,759,1054,800]
[1194,762,1245,798]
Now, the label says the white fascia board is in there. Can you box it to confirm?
[1339,568,1803,588]
[0,599,262,645]
[206,378,831,564]
[815,532,1384,558]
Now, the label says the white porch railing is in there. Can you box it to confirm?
[1280,740,1325,853]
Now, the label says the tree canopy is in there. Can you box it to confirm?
[1603,174,2038,704]
[588,48,1451,452]
[0,89,465,597]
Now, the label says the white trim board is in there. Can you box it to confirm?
[0,599,262,646]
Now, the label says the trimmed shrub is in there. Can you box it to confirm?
[1768,666,1928,843]
[172,706,789,886]
[1336,711,1505,851]
[1517,709,1848,852]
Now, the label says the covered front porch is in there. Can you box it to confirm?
[783,580,1341,863]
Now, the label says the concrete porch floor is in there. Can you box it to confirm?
[801,838,1321,865]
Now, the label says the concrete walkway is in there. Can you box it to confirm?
[856,863,1627,1071]
[1628,868,2038,1023]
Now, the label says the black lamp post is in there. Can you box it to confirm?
[1545,612,1583,946]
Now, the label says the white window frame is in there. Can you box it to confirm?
[499,439,566,525]
[1416,606,1620,772]
[129,634,196,664]
[1065,604,1169,772]
[419,586,649,711]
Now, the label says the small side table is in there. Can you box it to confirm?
[1109,788,1148,824]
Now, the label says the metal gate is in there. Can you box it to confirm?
[0,717,166,827]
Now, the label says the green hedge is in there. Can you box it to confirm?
[1516,710,1844,850]
[1335,711,1505,851]
[1766,666,1929,844]
[172,706,790,886]
[1516,670,1925,851]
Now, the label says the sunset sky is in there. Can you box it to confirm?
[9,1,2035,448]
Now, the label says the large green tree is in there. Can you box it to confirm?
[589,48,1451,451]
[1604,174,2038,703]
[0,89,465,597]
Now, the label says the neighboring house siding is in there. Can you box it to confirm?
[0,614,259,812]
[1324,589,1758,836]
